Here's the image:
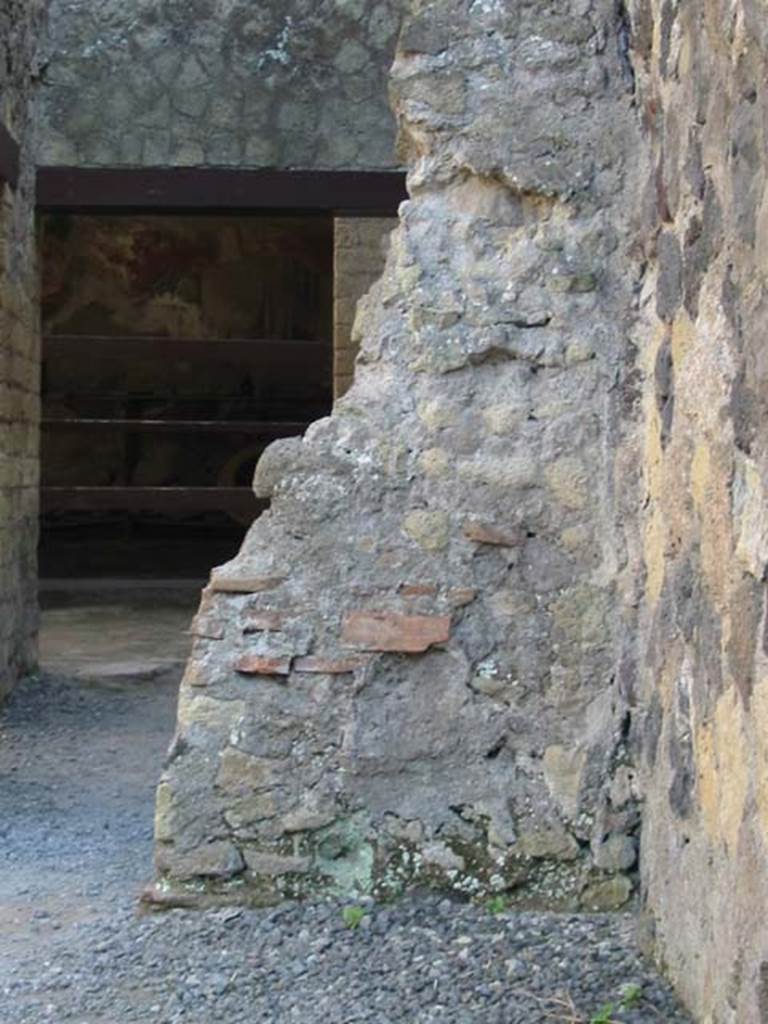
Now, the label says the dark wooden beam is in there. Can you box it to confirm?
[0,121,20,190]
[36,168,407,215]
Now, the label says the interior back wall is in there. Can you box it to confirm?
[40,0,408,170]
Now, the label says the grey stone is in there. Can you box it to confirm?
[655,231,682,323]
[593,835,637,873]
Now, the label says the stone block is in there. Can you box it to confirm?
[242,610,285,632]
[462,520,524,547]
[156,840,245,881]
[242,850,311,876]
[402,509,450,550]
[593,834,637,873]
[210,574,286,594]
[216,748,274,791]
[293,654,368,674]
[580,875,633,911]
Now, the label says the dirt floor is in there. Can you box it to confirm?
[0,593,691,1024]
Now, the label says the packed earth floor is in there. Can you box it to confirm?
[0,596,692,1024]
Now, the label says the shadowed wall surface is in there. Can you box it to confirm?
[0,1,47,696]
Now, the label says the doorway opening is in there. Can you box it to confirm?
[38,212,334,582]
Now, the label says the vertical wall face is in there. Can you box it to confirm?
[627,3,768,1020]
[41,0,408,169]
[154,0,646,910]
[333,217,396,399]
[0,2,46,696]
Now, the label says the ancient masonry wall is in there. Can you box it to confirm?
[0,2,46,697]
[40,0,408,170]
[626,2,768,1020]
[333,218,396,399]
[154,0,647,912]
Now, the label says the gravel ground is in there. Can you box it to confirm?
[0,673,692,1024]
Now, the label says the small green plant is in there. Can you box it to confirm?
[589,983,643,1024]
[486,894,509,915]
[342,905,366,929]
[590,1004,616,1024]
[619,983,642,1009]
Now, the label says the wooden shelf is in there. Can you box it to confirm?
[42,394,329,407]
[42,418,308,436]
[41,333,328,525]
[41,486,263,518]
[43,335,328,357]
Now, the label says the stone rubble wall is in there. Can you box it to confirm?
[154,0,646,912]
[333,217,397,399]
[40,0,408,169]
[626,2,768,1020]
[0,1,47,697]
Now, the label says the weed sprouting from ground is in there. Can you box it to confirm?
[486,895,509,915]
[509,982,648,1023]
[341,905,366,929]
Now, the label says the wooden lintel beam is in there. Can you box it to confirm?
[36,167,407,215]
[0,121,20,190]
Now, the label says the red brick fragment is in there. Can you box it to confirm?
[341,610,451,653]
[293,655,368,674]
[235,654,292,676]
[398,582,439,597]
[462,520,524,547]
[243,610,284,632]
[211,575,286,594]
